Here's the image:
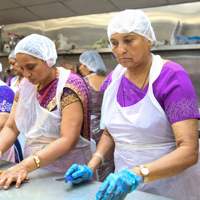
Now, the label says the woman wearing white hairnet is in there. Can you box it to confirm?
[0,34,96,189]
[7,51,24,93]
[7,51,26,156]
[65,10,200,200]
[79,50,114,182]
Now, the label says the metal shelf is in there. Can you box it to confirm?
[57,44,200,55]
[1,44,200,57]
[0,52,10,57]
[57,48,112,55]
[151,44,200,51]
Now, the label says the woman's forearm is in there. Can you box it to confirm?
[132,119,199,182]
[22,100,85,172]
[0,113,9,131]
[0,126,19,154]
[132,144,198,182]
[0,101,20,154]
[88,128,115,173]
[22,128,115,174]
[21,137,79,172]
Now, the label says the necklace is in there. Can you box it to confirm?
[140,67,151,90]
[37,68,58,92]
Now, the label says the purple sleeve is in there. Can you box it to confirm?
[7,77,13,86]
[61,87,77,99]
[153,62,200,124]
[100,71,114,93]
[0,86,14,113]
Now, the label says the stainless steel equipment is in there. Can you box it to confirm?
[8,36,19,51]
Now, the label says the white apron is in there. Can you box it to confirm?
[15,67,97,175]
[101,54,200,200]
[10,76,19,93]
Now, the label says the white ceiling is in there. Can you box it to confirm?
[0,0,198,24]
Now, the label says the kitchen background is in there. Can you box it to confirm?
[0,0,200,118]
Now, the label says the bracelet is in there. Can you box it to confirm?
[33,155,41,168]
[138,165,150,184]
[0,151,2,159]
[92,153,104,166]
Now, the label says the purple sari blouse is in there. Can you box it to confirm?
[15,70,91,140]
[100,61,200,124]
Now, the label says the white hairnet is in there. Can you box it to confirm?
[107,9,156,46]
[79,50,106,74]
[0,63,2,72]
[15,34,57,67]
[8,51,16,59]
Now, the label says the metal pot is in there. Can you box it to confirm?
[9,36,19,50]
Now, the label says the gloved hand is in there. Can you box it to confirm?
[95,169,143,200]
[65,164,92,184]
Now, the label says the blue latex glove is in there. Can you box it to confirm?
[65,164,92,184]
[95,169,143,200]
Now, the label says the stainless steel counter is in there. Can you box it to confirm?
[0,160,173,200]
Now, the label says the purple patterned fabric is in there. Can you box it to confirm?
[37,78,58,109]
[84,77,103,117]
[84,77,114,181]
[100,61,200,124]
[67,71,91,139]
[0,86,14,113]
[37,78,75,111]
[37,71,91,139]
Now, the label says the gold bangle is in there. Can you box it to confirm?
[0,151,2,159]
[33,155,40,168]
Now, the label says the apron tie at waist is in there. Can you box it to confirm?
[115,141,176,150]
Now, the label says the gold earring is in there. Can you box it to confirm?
[149,43,151,48]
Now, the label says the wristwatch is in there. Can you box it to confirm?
[33,155,40,168]
[138,165,149,184]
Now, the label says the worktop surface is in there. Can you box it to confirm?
[0,160,173,200]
